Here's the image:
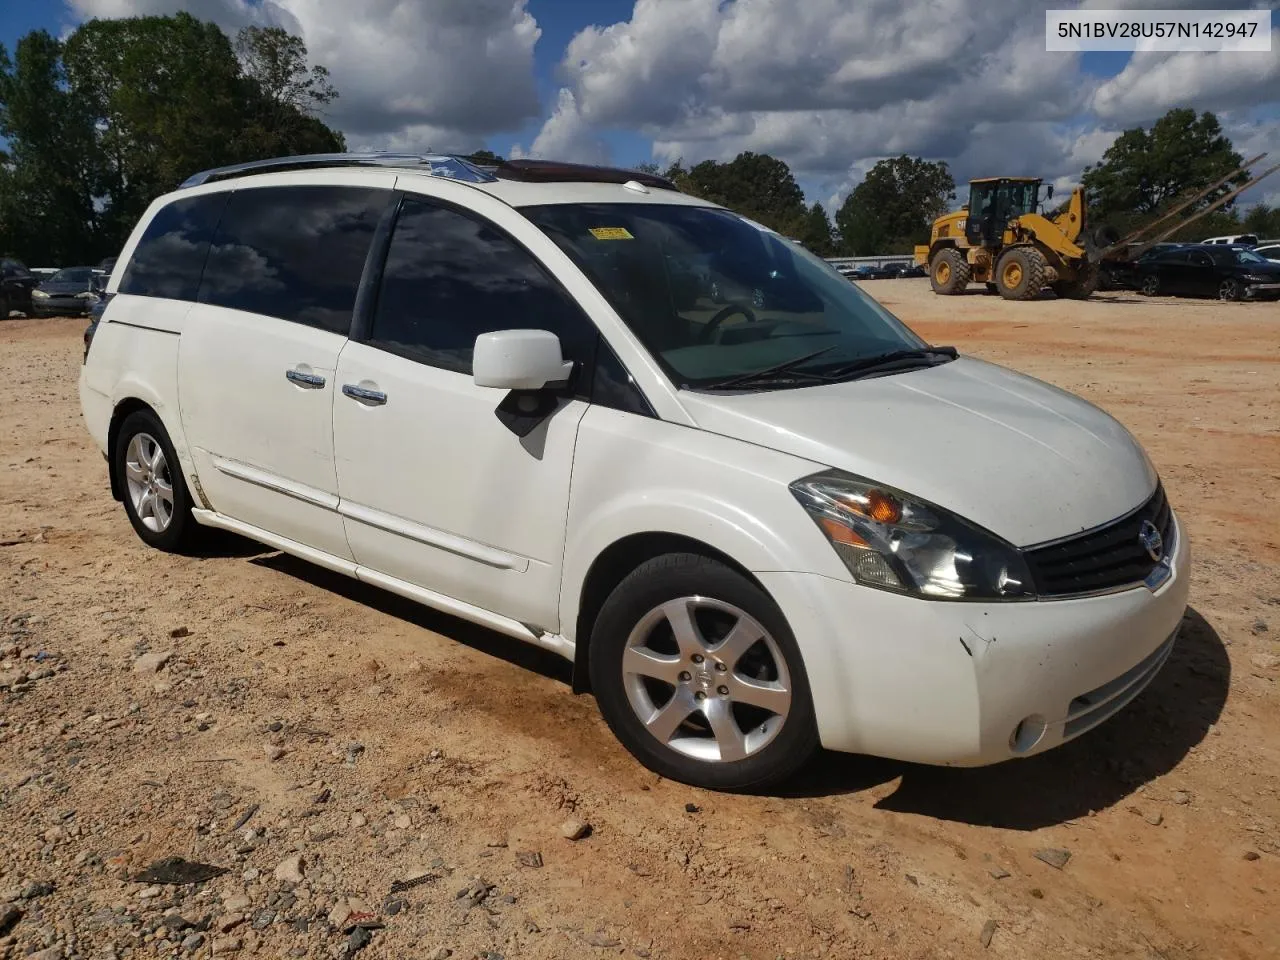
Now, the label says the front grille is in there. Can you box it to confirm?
[1024,483,1174,597]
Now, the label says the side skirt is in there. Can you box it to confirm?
[190,509,575,662]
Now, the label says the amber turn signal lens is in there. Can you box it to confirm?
[867,489,902,524]
[820,517,868,547]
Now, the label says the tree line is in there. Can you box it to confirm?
[0,13,343,266]
[2,12,1277,268]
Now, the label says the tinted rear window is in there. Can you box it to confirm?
[199,185,388,334]
[119,193,227,300]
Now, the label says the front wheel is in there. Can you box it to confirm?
[589,553,819,791]
[113,409,201,552]
[1140,275,1160,296]
[1218,277,1241,301]
[995,247,1048,300]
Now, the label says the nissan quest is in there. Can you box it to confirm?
[79,154,1189,791]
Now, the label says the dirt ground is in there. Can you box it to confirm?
[2,282,1278,960]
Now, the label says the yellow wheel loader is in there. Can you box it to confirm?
[914,177,1094,301]
[914,156,1278,302]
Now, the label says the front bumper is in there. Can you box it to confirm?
[759,512,1190,766]
[32,297,92,316]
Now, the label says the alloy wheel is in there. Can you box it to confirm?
[621,597,791,763]
[1141,276,1159,296]
[1218,278,1239,301]
[124,432,175,533]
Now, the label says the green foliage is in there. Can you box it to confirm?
[1241,204,1280,239]
[0,13,345,264]
[465,149,505,164]
[1082,109,1243,223]
[0,31,99,264]
[796,203,835,256]
[664,152,808,235]
[835,156,955,256]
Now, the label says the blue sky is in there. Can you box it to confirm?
[3,1,1277,209]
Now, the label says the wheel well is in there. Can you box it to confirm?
[928,240,958,262]
[106,398,156,501]
[570,533,761,694]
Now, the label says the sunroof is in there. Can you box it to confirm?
[493,159,677,190]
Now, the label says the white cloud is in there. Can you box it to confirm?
[66,0,543,150]
[510,88,611,164]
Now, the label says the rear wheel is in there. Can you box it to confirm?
[589,553,818,791]
[113,409,201,552]
[1140,274,1160,297]
[995,247,1048,300]
[1053,266,1098,300]
[930,248,970,295]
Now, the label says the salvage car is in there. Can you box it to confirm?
[1,257,39,318]
[80,153,1189,790]
[1136,244,1280,300]
[31,266,103,316]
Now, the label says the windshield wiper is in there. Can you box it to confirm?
[698,346,839,391]
[822,346,958,381]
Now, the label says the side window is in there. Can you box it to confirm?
[592,342,655,417]
[119,193,226,301]
[199,185,387,335]
[368,197,595,375]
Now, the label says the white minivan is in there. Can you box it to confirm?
[80,154,1189,790]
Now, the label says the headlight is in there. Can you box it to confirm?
[31,289,49,299]
[1241,274,1268,283]
[790,470,1034,600]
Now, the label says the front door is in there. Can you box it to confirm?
[178,178,394,558]
[331,195,599,630]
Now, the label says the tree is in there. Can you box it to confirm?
[0,31,100,265]
[1082,109,1243,225]
[835,156,955,256]
[0,13,345,264]
[465,149,505,164]
[663,152,807,235]
[1242,204,1280,239]
[235,26,336,118]
[796,203,835,256]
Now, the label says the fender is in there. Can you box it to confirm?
[559,408,855,645]
[108,368,207,510]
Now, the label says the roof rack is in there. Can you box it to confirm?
[491,158,678,191]
[180,153,498,189]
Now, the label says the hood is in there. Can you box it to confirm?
[679,356,1156,547]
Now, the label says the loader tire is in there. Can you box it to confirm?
[996,247,1048,301]
[930,248,970,295]
[1053,266,1098,300]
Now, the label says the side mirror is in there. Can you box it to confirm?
[1045,184,1055,200]
[473,329,574,390]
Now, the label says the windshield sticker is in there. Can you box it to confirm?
[588,226,634,241]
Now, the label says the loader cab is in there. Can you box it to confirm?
[965,178,1042,247]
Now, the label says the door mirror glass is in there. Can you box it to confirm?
[473,329,574,390]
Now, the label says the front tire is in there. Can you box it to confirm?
[113,409,200,552]
[930,248,970,295]
[996,246,1048,300]
[1140,275,1160,296]
[1218,277,1241,301]
[589,553,819,791]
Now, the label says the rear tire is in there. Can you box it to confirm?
[1140,275,1160,297]
[589,553,819,792]
[995,247,1048,300]
[113,409,201,553]
[1053,266,1098,300]
[930,248,970,295]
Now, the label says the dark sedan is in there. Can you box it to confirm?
[1,258,40,318]
[30,267,102,316]
[1136,245,1280,301]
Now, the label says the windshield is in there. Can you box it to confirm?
[1233,249,1267,264]
[51,267,93,283]
[522,203,928,388]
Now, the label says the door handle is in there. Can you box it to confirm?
[286,369,326,389]
[342,384,387,406]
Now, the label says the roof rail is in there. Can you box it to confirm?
[180,153,498,189]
